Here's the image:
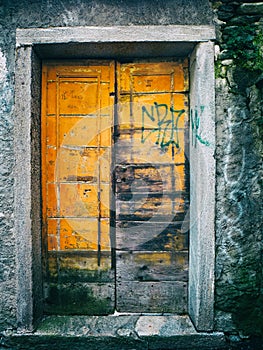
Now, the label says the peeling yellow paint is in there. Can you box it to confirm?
[42,62,114,255]
[42,59,189,291]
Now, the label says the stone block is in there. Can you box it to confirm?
[238,2,263,15]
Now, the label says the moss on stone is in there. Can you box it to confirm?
[215,60,223,79]
[44,284,114,315]
[232,295,263,336]
[223,24,263,71]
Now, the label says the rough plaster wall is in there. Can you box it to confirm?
[0,50,16,332]
[210,0,263,337]
[4,0,213,28]
[0,0,213,333]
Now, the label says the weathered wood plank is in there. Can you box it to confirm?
[115,164,187,194]
[44,282,115,315]
[116,195,188,221]
[115,141,185,165]
[116,251,188,282]
[116,281,187,313]
[47,252,114,283]
[116,220,189,251]
[119,61,188,94]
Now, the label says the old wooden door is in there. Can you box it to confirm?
[42,60,189,315]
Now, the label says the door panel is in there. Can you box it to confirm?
[42,61,115,315]
[42,59,189,315]
[115,61,189,313]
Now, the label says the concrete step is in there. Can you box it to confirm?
[1,315,229,349]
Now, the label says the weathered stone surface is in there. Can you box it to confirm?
[0,49,16,333]
[2,315,228,350]
[189,41,216,331]
[214,72,263,333]
[211,0,263,337]
[135,315,196,336]
[16,26,216,46]
[228,15,262,25]
[238,2,263,14]
[3,0,214,28]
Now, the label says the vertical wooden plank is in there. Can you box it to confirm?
[41,65,48,235]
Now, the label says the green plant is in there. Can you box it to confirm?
[224,25,263,71]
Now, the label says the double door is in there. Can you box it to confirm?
[42,60,189,315]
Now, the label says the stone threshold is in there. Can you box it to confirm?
[3,315,228,349]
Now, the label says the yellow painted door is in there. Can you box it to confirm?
[42,60,189,315]
[42,61,115,314]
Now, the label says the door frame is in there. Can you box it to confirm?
[14,25,215,331]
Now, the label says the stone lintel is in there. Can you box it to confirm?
[16,25,216,47]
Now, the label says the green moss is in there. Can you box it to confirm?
[38,316,71,332]
[224,25,263,71]
[44,284,114,315]
[232,295,263,336]
[215,60,222,79]
[212,1,222,10]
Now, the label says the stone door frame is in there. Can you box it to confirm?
[14,25,216,331]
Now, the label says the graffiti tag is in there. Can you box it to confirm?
[190,105,210,147]
[141,102,185,149]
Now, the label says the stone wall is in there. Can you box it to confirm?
[210,0,263,338]
[0,0,212,336]
[0,0,262,346]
